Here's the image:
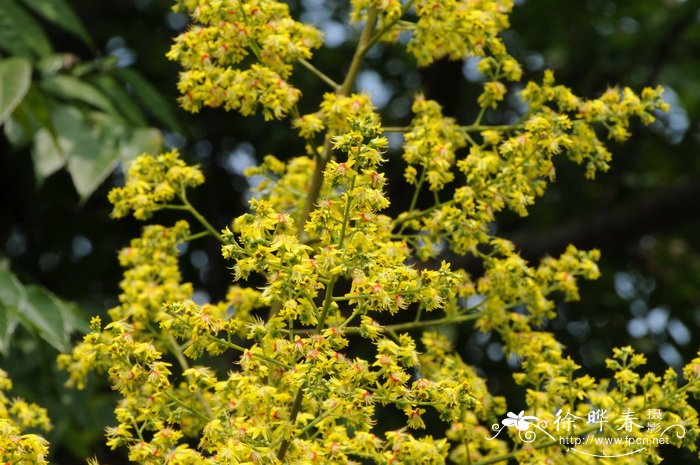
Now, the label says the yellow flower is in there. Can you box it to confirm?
[408,0,514,66]
[168,0,322,119]
[109,150,203,220]
[56,3,700,465]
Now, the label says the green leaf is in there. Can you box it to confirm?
[29,285,84,335]
[42,75,122,118]
[119,127,163,162]
[0,268,81,353]
[56,300,89,335]
[0,0,52,59]
[0,302,20,356]
[0,302,9,355]
[90,74,147,126]
[30,105,127,197]
[66,111,124,199]
[114,68,182,132]
[23,285,69,351]
[5,87,53,147]
[0,268,24,308]
[4,117,27,146]
[37,53,82,77]
[32,126,67,181]
[31,104,83,183]
[0,269,36,354]
[0,57,32,125]
[19,0,93,49]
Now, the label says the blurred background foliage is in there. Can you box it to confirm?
[1,0,699,462]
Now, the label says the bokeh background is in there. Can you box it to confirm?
[1,0,699,462]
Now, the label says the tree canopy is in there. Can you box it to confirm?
[0,0,699,463]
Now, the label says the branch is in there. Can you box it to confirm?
[279,21,378,448]
[507,179,700,262]
[299,7,379,233]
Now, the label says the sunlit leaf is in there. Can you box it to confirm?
[31,105,85,183]
[42,75,122,118]
[23,285,70,351]
[0,302,20,356]
[5,87,53,147]
[0,57,32,125]
[66,111,125,200]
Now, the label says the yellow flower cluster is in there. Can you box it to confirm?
[504,342,700,464]
[58,317,192,456]
[57,2,700,465]
[58,221,192,389]
[294,93,377,140]
[63,118,485,463]
[109,150,204,220]
[395,73,668,260]
[476,53,523,108]
[168,0,322,118]
[0,370,51,465]
[421,332,510,463]
[244,155,316,217]
[474,244,601,334]
[64,137,700,464]
[521,70,669,177]
[408,0,514,66]
[112,221,193,327]
[403,95,467,191]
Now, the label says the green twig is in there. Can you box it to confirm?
[333,287,424,302]
[338,175,357,248]
[184,231,210,242]
[164,333,214,418]
[179,193,223,243]
[383,123,522,133]
[299,8,379,231]
[298,58,340,90]
[220,337,293,370]
[162,390,212,422]
[295,311,482,335]
[392,199,455,229]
